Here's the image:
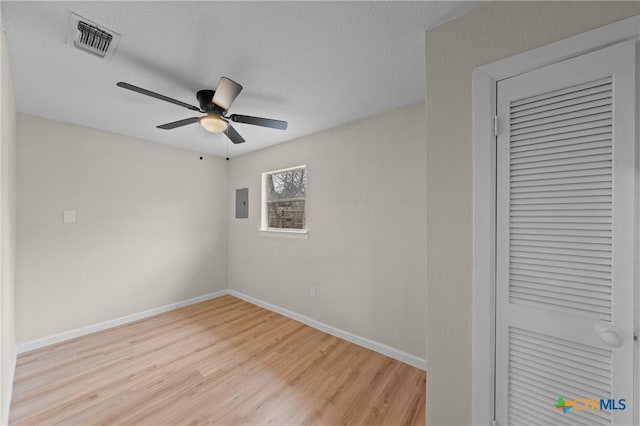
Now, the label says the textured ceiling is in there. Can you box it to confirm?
[1,1,481,157]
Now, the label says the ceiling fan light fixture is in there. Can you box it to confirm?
[200,114,228,133]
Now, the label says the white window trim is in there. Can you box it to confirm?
[261,164,307,235]
[259,229,308,239]
[471,16,640,426]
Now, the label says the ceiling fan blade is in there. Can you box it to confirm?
[224,124,245,144]
[229,114,288,130]
[212,77,243,111]
[117,82,201,112]
[157,117,201,130]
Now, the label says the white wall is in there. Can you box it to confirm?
[424,2,640,425]
[228,103,427,359]
[16,114,228,344]
[0,27,17,426]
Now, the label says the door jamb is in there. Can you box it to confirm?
[471,15,640,426]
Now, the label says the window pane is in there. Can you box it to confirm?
[266,169,305,202]
[267,200,305,229]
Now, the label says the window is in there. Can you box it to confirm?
[261,165,306,231]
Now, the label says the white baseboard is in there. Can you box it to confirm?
[15,288,427,372]
[227,289,427,370]
[1,346,17,426]
[16,290,228,354]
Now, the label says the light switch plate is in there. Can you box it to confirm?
[63,210,76,223]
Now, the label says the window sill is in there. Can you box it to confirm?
[259,229,309,239]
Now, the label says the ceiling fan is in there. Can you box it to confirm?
[116,77,287,144]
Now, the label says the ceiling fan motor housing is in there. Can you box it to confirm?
[197,90,225,113]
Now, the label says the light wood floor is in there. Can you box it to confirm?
[10,295,425,425]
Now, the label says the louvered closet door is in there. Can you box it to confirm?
[495,40,636,426]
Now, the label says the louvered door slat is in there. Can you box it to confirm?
[512,167,610,181]
[510,274,610,293]
[510,349,611,387]
[511,276,612,293]
[511,135,610,153]
[511,255,610,271]
[511,203,612,212]
[511,215,611,223]
[511,120,611,143]
[511,249,611,265]
[511,77,612,107]
[511,133,611,152]
[511,229,611,239]
[509,127,612,147]
[510,239,611,252]
[508,335,611,365]
[511,146,611,164]
[511,100,612,128]
[510,282,611,302]
[512,186,613,196]
[511,139,611,157]
[512,242,611,254]
[510,91,611,117]
[512,196,611,204]
[510,161,612,176]
[510,155,612,171]
[510,289,611,312]
[511,104,611,128]
[508,294,611,317]
[511,210,611,218]
[511,177,612,188]
[511,113,612,136]
[511,154,612,169]
[512,194,611,203]
[510,346,611,379]
[511,220,611,229]
[511,261,609,279]
[510,266,610,285]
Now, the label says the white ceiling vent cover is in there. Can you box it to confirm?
[66,12,120,59]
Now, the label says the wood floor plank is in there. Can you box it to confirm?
[10,295,426,425]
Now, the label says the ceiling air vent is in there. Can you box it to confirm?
[66,12,120,59]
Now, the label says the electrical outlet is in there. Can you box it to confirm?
[309,286,316,298]
[63,210,76,223]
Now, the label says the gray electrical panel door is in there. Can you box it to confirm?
[235,188,248,218]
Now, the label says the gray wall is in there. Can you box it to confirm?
[425,2,640,424]
[1,28,17,425]
[228,103,427,358]
[16,114,228,343]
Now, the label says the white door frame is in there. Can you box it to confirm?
[472,15,640,426]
